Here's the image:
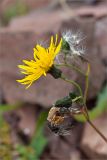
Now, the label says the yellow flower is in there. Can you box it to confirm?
[17,35,62,88]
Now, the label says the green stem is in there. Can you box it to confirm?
[56,63,85,76]
[74,95,107,122]
[84,63,90,104]
[61,74,83,97]
[56,61,90,118]
[72,96,82,102]
[81,63,91,120]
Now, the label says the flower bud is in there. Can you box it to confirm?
[61,39,70,54]
[49,65,62,79]
[55,95,72,108]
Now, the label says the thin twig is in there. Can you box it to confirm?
[82,110,107,143]
[88,120,107,143]
[56,63,85,76]
[61,74,83,97]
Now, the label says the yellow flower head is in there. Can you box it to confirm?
[17,35,62,88]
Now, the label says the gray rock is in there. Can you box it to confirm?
[95,18,107,68]
[0,9,106,106]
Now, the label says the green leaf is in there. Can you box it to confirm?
[30,111,48,159]
[0,103,22,113]
[15,111,48,160]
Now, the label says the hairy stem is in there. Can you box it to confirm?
[61,74,83,97]
[56,63,85,76]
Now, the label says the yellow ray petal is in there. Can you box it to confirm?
[17,35,62,88]
[55,34,58,46]
[43,72,46,76]
[49,36,55,52]
[54,38,62,57]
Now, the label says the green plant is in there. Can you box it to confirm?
[0,114,13,160]
[17,31,107,143]
[2,1,28,25]
[0,103,48,160]
[16,111,48,160]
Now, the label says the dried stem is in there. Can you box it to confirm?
[82,110,107,143]
[88,120,107,143]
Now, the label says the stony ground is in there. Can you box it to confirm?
[0,0,107,159]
